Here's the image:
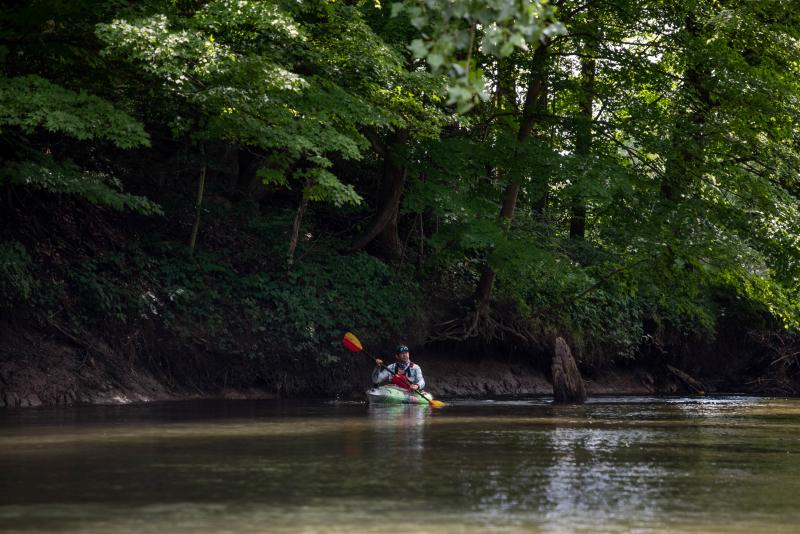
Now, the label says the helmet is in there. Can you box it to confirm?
[395,344,410,353]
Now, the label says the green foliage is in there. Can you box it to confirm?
[96,0,445,209]
[0,242,35,310]
[0,74,158,213]
[393,0,564,110]
[565,292,644,363]
[69,257,143,325]
[303,169,362,207]
[141,238,418,363]
[46,206,418,363]
[1,160,162,215]
[0,75,149,149]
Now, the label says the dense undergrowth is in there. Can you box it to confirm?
[1,189,798,397]
[1,196,423,392]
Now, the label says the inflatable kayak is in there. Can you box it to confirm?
[366,385,436,405]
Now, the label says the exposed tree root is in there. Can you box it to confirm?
[749,330,800,369]
[428,303,540,349]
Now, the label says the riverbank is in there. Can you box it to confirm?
[2,196,797,409]
[3,317,794,408]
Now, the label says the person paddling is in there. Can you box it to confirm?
[372,345,425,391]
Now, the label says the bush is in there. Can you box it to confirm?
[0,241,35,310]
[141,239,419,365]
[69,256,143,325]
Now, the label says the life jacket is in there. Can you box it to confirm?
[389,362,417,390]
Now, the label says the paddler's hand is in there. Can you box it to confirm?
[409,384,419,391]
[375,358,383,367]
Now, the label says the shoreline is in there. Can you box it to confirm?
[2,321,796,409]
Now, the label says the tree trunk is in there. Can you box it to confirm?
[551,336,586,403]
[661,14,711,202]
[235,148,266,204]
[569,25,596,240]
[287,188,308,267]
[495,57,519,112]
[475,43,549,311]
[667,365,705,395]
[417,212,425,273]
[351,129,409,260]
[188,144,206,255]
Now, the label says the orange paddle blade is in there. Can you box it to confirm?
[342,332,363,353]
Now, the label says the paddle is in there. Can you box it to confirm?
[342,332,444,408]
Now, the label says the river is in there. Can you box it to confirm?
[1,396,799,533]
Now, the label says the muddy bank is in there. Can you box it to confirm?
[0,323,174,407]
[420,356,678,398]
[2,321,729,409]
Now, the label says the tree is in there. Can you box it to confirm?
[0,0,159,215]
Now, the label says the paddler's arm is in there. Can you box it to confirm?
[371,359,393,385]
[411,365,425,390]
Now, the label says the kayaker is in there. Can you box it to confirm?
[372,344,425,391]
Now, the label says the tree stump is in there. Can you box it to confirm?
[551,337,587,403]
[666,365,705,395]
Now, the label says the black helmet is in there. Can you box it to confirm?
[395,344,409,353]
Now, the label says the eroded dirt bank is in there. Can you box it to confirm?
[4,320,787,408]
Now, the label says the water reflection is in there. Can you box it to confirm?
[2,397,800,533]
[540,426,666,529]
[367,404,430,469]
[367,403,431,428]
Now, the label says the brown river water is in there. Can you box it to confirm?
[1,396,800,533]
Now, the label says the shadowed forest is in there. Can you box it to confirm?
[1,0,799,406]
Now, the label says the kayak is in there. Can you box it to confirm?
[366,385,435,405]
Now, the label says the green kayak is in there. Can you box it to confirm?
[366,385,435,405]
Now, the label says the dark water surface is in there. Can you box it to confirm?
[2,396,800,533]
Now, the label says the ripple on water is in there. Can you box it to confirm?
[1,396,800,533]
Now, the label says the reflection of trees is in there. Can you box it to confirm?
[448,417,669,530]
[465,432,547,528]
[540,426,666,529]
